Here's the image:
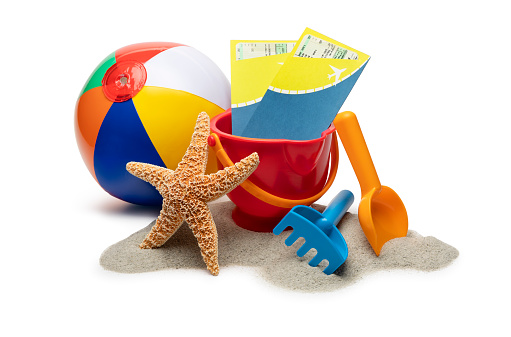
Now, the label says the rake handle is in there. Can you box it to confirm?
[319,190,354,234]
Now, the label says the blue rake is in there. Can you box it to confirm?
[273,190,354,275]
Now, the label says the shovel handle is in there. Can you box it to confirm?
[333,111,381,196]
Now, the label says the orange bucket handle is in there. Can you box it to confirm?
[208,133,339,209]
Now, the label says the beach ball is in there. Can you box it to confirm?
[75,42,230,206]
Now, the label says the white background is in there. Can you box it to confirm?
[2,0,509,335]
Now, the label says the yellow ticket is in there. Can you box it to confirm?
[230,40,296,135]
[268,28,370,93]
[241,28,370,140]
[230,40,295,108]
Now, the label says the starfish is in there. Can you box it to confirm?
[126,112,259,275]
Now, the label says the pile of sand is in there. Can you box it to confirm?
[100,201,458,292]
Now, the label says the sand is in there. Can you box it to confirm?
[100,201,459,292]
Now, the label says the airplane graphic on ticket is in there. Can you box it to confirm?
[231,28,370,140]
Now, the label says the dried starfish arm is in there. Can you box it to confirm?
[140,200,186,249]
[174,112,210,180]
[126,162,171,187]
[191,153,260,202]
[184,199,219,276]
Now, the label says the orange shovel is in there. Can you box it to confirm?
[333,111,408,256]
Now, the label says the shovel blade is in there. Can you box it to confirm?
[359,187,408,256]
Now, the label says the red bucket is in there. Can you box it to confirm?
[208,109,339,232]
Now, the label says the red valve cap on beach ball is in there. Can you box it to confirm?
[102,60,147,102]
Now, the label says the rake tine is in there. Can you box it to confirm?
[272,222,288,236]
[284,230,301,246]
[308,253,325,267]
[296,241,313,257]
[323,263,338,275]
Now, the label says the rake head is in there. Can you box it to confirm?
[273,206,348,275]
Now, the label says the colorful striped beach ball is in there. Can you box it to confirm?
[75,42,230,206]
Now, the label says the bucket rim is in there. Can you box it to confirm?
[211,109,336,144]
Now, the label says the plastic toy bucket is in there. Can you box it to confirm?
[208,109,339,232]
